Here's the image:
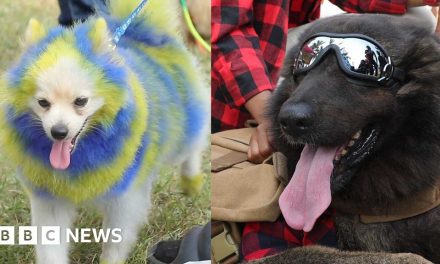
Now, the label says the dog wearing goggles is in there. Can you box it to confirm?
[0,0,208,263]
[259,14,440,264]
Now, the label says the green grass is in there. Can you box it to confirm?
[0,1,211,263]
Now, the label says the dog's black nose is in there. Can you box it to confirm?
[51,124,69,140]
[279,102,314,135]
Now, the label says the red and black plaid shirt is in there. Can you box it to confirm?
[211,0,408,132]
[242,209,337,261]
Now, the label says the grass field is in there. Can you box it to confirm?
[0,0,211,263]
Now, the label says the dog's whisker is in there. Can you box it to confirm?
[88,125,106,136]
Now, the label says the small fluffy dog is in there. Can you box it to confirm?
[0,0,208,263]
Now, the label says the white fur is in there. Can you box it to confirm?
[96,174,156,263]
[26,138,207,262]
[31,57,104,140]
[27,173,156,264]
[27,133,207,263]
[180,123,209,181]
[30,194,77,264]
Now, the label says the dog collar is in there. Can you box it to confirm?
[332,186,440,224]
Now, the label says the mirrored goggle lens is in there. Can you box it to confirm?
[294,36,389,79]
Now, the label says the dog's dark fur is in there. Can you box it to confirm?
[261,14,440,263]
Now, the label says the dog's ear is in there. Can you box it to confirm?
[396,35,440,97]
[24,18,46,46]
[90,18,112,53]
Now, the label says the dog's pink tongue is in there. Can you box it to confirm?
[49,140,71,170]
[279,144,338,232]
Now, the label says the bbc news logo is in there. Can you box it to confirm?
[0,226,122,245]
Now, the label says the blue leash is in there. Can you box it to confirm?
[112,0,149,45]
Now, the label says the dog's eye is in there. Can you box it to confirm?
[74,97,88,107]
[38,99,50,108]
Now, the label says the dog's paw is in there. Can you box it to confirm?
[181,174,204,195]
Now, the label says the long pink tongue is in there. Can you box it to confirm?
[49,140,71,170]
[279,144,338,232]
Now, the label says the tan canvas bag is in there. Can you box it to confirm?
[211,128,288,222]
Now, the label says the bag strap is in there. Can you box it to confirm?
[212,152,249,172]
[211,221,241,264]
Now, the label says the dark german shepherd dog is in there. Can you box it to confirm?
[259,14,440,264]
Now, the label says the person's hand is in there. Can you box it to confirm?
[244,90,273,163]
[248,121,273,163]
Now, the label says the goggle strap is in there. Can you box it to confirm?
[392,67,406,84]
[389,81,403,94]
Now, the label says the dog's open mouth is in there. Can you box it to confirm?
[279,124,380,232]
[332,125,380,192]
[70,122,86,152]
[49,121,86,170]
